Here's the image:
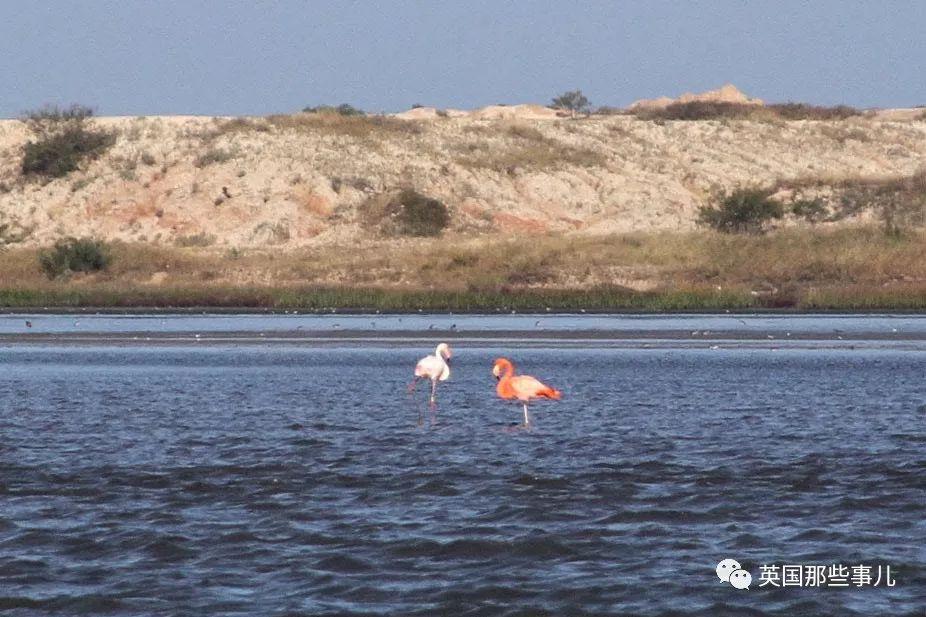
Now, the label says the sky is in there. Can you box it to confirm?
[1,0,924,117]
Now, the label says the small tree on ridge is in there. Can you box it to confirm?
[551,90,591,117]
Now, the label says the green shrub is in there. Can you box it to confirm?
[174,232,216,247]
[22,104,94,134]
[776,170,926,236]
[551,90,591,115]
[250,221,291,244]
[39,237,111,279]
[214,117,272,135]
[632,100,861,122]
[393,190,449,236]
[22,126,114,178]
[790,197,828,224]
[193,148,235,167]
[844,172,926,237]
[336,104,364,116]
[20,105,115,179]
[364,189,450,237]
[767,102,860,120]
[0,223,32,248]
[635,101,761,121]
[593,106,628,116]
[302,104,365,116]
[698,188,784,234]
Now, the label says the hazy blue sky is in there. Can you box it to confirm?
[1,1,923,117]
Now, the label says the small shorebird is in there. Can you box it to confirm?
[492,358,561,428]
[409,343,452,407]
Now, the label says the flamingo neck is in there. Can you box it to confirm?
[496,363,516,398]
[499,362,514,380]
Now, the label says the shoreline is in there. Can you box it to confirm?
[3,328,924,342]
[2,306,926,316]
[4,313,926,346]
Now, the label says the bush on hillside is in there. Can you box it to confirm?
[776,170,926,236]
[302,104,365,116]
[364,189,450,237]
[842,171,926,237]
[20,105,115,179]
[767,103,860,121]
[634,101,761,121]
[790,198,829,224]
[395,190,450,236]
[632,100,862,122]
[698,188,784,234]
[39,237,111,279]
[193,147,236,168]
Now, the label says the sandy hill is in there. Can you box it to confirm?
[629,83,764,110]
[0,107,924,250]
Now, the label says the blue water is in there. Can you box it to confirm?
[1,315,924,616]
[2,312,925,336]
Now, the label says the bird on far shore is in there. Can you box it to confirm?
[492,358,561,429]
[409,343,452,407]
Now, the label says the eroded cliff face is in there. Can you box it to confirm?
[1,109,924,249]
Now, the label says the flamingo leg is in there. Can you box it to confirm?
[429,379,438,408]
[522,402,531,429]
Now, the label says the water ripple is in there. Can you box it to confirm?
[1,341,924,615]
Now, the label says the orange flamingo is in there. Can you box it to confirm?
[492,358,561,428]
[409,343,452,407]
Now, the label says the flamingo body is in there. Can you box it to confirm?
[409,343,452,406]
[492,358,561,427]
[496,374,561,402]
[415,353,450,382]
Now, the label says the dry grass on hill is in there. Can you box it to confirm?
[3,226,926,310]
[2,107,924,250]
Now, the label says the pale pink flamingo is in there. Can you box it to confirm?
[492,357,561,428]
[409,343,452,406]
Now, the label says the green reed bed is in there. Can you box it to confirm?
[5,283,926,312]
[0,285,758,312]
[799,285,926,311]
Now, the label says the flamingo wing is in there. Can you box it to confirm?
[510,375,562,401]
[415,355,447,380]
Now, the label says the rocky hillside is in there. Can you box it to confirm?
[1,104,924,249]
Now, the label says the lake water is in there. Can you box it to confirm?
[1,314,924,616]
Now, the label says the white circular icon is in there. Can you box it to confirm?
[729,568,752,590]
[716,558,741,583]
